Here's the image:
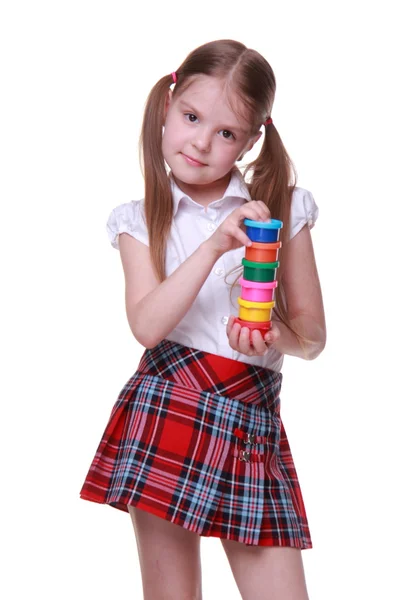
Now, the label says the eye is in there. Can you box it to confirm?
[184,113,198,123]
[220,129,235,140]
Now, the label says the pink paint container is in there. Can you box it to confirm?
[239,278,278,302]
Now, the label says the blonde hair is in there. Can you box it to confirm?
[139,39,307,349]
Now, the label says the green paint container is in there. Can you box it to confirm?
[242,258,279,282]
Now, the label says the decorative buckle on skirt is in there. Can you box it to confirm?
[233,428,267,446]
[238,450,251,462]
[244,433,256,445]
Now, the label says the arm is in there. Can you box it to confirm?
[119,233,221,348]
[118,200,270,349]
[272,223,326,360]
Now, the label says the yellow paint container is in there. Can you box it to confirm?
[237,298,275,322]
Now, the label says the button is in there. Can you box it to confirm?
[207,222,216,231]
[214,267,224,276]
[221,316,229,325]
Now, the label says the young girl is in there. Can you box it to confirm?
[80,39,326,600]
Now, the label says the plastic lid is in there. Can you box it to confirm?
[239,277,278,289]
[246,241,282,249]
[238,297,276,309]
[244,218,283,229]
[234,317,272,329]
[242,258,279,269]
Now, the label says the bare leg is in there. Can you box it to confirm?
[221,538,309,600]
[128,506,203,600]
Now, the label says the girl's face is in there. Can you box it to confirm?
[162,75,261,194]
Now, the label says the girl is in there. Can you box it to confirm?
[80,39,326,600]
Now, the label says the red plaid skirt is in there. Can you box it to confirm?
[80,339,312,549]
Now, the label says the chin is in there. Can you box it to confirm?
[171,164,210,183]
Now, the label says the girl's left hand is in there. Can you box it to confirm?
[226,316,281,356]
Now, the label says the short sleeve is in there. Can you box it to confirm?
[106,200,149,250]
[289,187,319,240]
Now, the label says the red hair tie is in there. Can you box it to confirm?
[171,72,177,83]
[264,117,273,126]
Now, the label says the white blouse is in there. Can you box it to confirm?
[106,169,319,373]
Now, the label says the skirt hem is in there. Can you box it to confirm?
[79,492,312,550]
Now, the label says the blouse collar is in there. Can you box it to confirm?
[169,168,252,217]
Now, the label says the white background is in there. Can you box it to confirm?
[1,0,399,598]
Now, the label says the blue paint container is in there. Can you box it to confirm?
[244,218,283,243]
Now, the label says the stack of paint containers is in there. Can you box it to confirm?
[233,218,283,342]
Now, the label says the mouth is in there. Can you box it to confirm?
[181,153,207,167]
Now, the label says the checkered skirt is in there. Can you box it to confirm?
[80,339,312,549]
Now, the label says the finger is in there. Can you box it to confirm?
[263,333,275,347]
[235,205,263,224]
[245,206,268,223]
[226,315,235,336]
[238,326,253,356]
[238,207,271,232]
[248,201,271,221]
[226,222,253,247]
[250,329,267,354]
[255,200,271,221]
[264,322,280,345]
[228,322,241,350]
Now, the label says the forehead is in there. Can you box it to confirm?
[175,75,251,129]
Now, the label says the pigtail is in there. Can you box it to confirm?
[139,74,176,283]
[247,127,313,352]
[245,123,297,310]
[227,125,311,354]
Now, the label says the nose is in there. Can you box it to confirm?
[192,127,212,153]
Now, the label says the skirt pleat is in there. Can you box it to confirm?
[80,339,312,549]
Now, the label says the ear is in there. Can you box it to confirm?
[237,131,262,161]
[163,89,173,122]
[246,131,262,153]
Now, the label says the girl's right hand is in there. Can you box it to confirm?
[204,201,272,257]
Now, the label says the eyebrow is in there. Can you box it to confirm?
[178,100,248,134]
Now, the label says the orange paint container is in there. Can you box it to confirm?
[245,241,282,263]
